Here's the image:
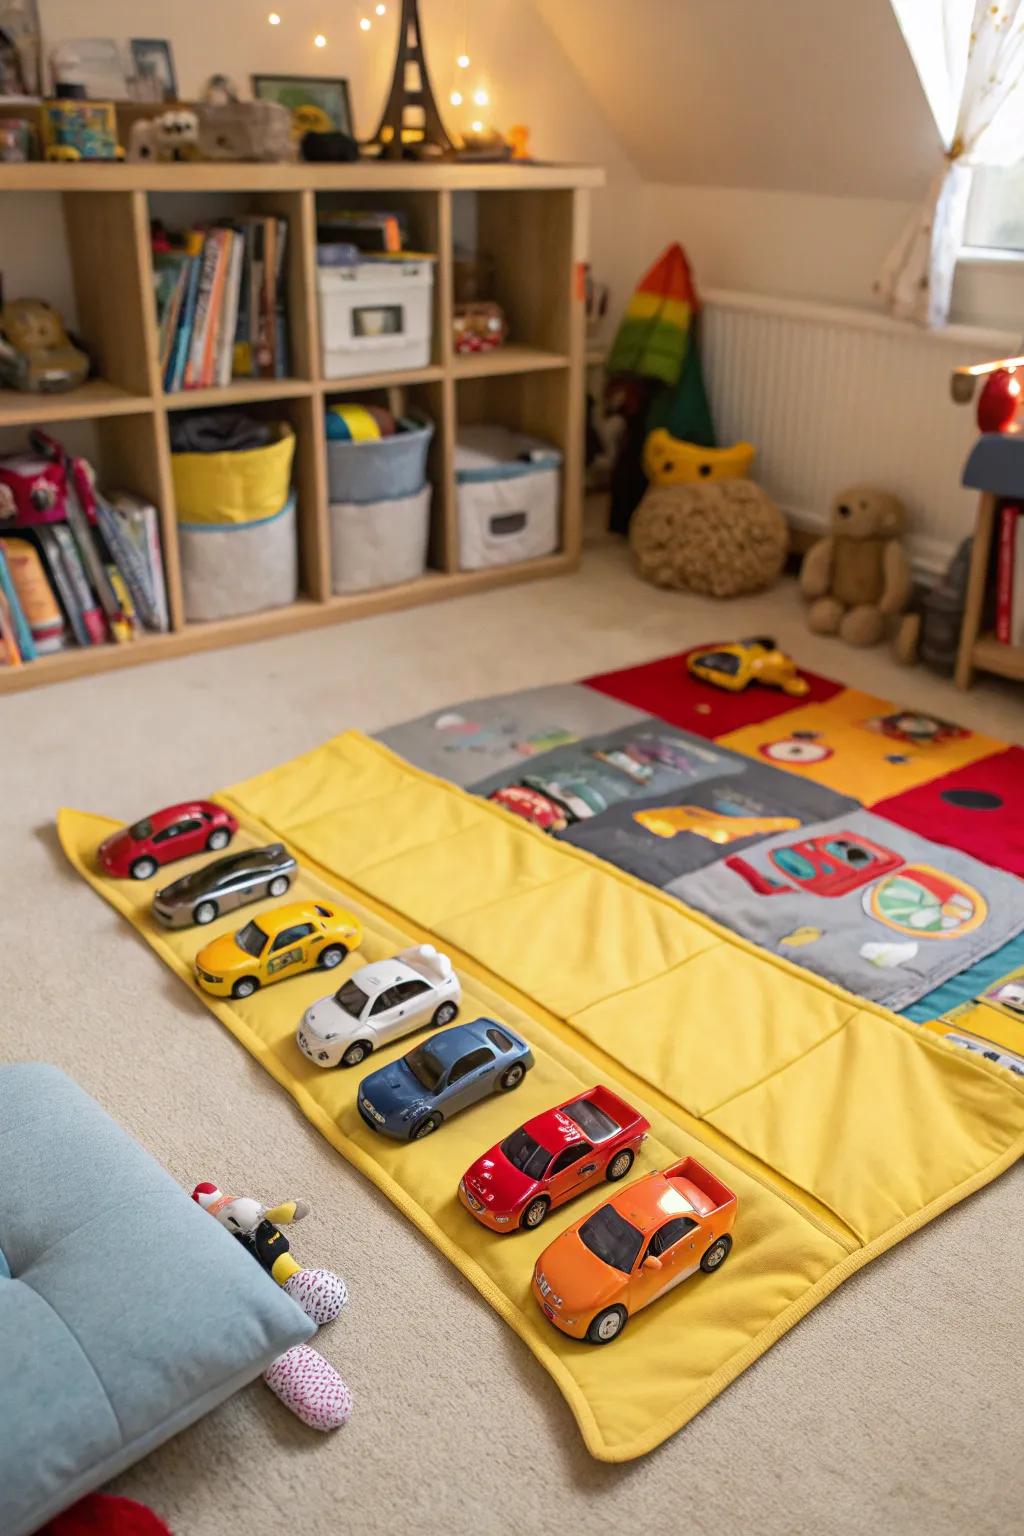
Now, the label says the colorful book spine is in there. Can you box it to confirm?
[200,228,231,388]
[1011,503,1024,648]
[217,229,245,387]
[168,253,202,393]
[185,233,220,390]
[0,536,64,653]
[0,539,36,660]
[51,524,106,645]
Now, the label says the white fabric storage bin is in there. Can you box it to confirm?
[329,485,431,594]
[455,425,562,570]
[179,492,297,622]
[318,260,434,379]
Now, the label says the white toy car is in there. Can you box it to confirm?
[297,945,461,1069]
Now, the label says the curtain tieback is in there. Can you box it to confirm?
[944,136,965,164]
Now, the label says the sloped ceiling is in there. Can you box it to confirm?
[533,0,940,199]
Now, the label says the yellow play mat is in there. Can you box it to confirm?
[59,731,1024,1462]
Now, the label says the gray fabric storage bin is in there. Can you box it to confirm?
[455,425,561,570]
[330,484,431,594]
[179,492,297,622]
[325,412,433,504]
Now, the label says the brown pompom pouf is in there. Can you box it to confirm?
[629,480,788,597]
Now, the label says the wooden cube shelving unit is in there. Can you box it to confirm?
[0,160,601,694]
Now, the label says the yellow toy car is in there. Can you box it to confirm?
[687,637,810,696]
[195,899,363,1000]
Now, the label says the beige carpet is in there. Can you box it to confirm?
[3,536,1022,1536]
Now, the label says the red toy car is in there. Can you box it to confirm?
[489,783,569,833]
[98,801,238,880]
[458,1085,650,1232]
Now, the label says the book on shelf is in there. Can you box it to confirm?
[153,216,291,394]
[994,501,1024,648]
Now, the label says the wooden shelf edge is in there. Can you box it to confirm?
[162,379,316,409]
[0,162,605,194]
[319,364,445,393]
[972,632,1024,681]
[0,552,577,695]
[0,381,153,426]
[452,347,569,380]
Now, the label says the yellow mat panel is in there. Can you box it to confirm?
[59,731,1024,1462]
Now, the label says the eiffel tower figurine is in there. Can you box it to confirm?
[364,0,457,159]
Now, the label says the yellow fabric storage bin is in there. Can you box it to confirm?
[172,424,296,526]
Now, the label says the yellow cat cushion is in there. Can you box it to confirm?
[643,429,755,485]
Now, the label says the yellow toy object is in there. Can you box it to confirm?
[643,429,755,486]
[632,806,800,843]
[194,898,363,998]
[687,637,810,696]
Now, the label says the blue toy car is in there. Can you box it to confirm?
[357,1018,534,1141]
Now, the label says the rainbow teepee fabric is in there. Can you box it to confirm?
[606,243,697,388]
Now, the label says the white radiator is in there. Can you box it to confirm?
[700,289,1018,577]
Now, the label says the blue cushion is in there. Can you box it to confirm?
[0,1063,315,1536]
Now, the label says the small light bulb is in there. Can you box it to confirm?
[471,120,483,132]
[375,2,386,12]
[473,88,489,106]
[450,90,462,106]
[457,53,470,68]
[359,15,371,30]
[268,11,281,23]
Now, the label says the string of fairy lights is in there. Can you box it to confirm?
[264,1,492,133]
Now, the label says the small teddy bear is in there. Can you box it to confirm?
[192,1182,352,1431]
[0,298,89,394]
[799,484,912,647]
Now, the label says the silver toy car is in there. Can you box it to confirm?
[152,842,297,928]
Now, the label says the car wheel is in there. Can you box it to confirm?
[319,944,347,970]
[412,1112,442,1140]
[498,1062,526,1091]
[587,1306,627,1345]
[606,1148,635,1182]
[206,828,230,851]
[232,976,259,999]
[341,1040,372,1068]
[519,1196,550,1231]
[130,856,157,880]
[700,1234,732,1274]
[193,900,219,926]
[432,1001,458,1027]
[268,875,290,897]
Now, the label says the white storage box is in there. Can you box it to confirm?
[329,485,431,594]
[179,492,298,622]
[455,425,562,570]
[318,259,434,379]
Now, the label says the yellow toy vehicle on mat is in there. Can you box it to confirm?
[687,637,810,696]
[195,900,363,999]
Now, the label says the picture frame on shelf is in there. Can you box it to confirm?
[252,74,353,138]
[0,0,41,99]
[130,39,177,104]
[49,38,127,101]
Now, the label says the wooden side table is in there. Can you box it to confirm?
[955,433,1024,689]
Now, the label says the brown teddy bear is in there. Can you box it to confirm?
[0,298,89,393]
[799,485,912,646]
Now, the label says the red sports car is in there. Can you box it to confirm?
[489,783,569,833]
[98,800,238,880]
[458,1085,650,1232]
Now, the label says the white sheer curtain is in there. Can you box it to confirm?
[877,0,1024,326]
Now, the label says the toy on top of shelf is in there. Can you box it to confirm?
[297,943,460,1069]
[532,1156,738,1344]
[643,430,755,487]
[459,1085,651,1232]
[97,800,238,880]
[194,898,363,999]
[192,1181,348,1324]
[687,637,810,696]
[0,298,89,394]
[507,124,531,161]
[41,95,124,162]
[357,1018,534,1140]
[800,484,912,648]
[128,109,200,164]
[152,841,297,928]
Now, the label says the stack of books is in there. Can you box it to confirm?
[0,492,169,669]
[995,501,1024,648]
[154,216,290,394]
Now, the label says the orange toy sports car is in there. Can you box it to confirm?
[532,1156,737,1344]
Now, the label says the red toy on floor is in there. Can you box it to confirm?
[44,1493,173,1535]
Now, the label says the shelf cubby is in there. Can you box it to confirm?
[0,161,599,694]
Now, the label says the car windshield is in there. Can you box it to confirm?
[578,1206,644,1273]
[128,817,153,839]
[404,1043,446,1093]
[234,920,268,957]
[564,1098,619,1142]
[334,980,369,1017]
[501,1128,552,1181]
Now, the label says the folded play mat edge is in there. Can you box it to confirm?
[58,731,1024,1462]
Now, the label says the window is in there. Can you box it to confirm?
[271,922,313,951]
[152,823,184,844]
[486,1026,514,1052]
[405,1043,445,1093]
[370,988,400,1015]
[129,817,153,840]
[500,1127,551,1181]
[395,979,430,1002]
[234,921,268,957]
[448,1046,493,1084]
[578,1206,644,1273]
[964,166,1024,253]
[549,1143,589,1177]
[646,1216,697,1260]
[314,904,334,918]
[564,1097,619,1142]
